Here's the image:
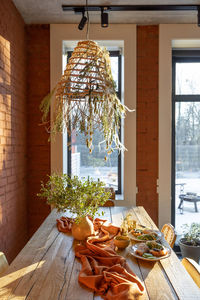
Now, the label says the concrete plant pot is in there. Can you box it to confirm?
[179,238,200,263]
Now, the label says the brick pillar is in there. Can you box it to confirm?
[26,25,51,237]
[136,25,159,225]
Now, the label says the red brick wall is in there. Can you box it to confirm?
[0,0,27,262]
[26,25,51,237]
[136,25,159,225]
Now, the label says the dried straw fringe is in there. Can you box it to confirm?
[41,40,133,156]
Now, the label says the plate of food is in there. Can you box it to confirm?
[128,228,163,242]
[130,241,171,261]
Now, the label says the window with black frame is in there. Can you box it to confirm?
[66,50,122,194]
[172,50,200,249]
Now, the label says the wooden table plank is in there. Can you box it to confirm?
[125,207,178,300]
[0,209,63,299]
[64,257,94,300]
[26,234,75,300]
[64,207,112,300]
[93,207,112,300]
[110,206,149,300]
[135,207,200,300]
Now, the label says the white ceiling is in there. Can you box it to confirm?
[13,0,200,25]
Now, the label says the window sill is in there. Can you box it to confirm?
[115,194,124,201]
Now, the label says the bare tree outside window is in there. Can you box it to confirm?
[172,57,200,237]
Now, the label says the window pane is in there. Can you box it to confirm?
[110,56,118,91]
[176,63,200,95]
[71,130,118,189]
[70,53,120,191]
[175,102,200,232]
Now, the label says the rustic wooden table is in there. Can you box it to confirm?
[0,206,199,299]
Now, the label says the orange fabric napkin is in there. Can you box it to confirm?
[56,217,145,299]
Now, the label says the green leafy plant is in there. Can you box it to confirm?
[38,174,111,223]
[182,223,200,246]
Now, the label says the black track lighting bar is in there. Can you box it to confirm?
[62,5,200,13]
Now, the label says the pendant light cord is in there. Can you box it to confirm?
[86,0,90,40]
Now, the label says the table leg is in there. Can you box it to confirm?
[178,199,183,209]
[178,199,183,214]
[194,201,198,213]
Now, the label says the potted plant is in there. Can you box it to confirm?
[179,223,200,263]
[38,174,111,240]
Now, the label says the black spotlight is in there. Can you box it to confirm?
[101,8,108,28]
[78,10,87,30]
[198,8,200,27]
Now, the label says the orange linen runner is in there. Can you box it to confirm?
[56,217,145,300]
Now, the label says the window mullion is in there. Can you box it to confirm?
[174,95,200,102]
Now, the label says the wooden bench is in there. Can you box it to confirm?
[178,193,200,213]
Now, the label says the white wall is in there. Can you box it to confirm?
[50,24,137,206]
[159,24,200,227]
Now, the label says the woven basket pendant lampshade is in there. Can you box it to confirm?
[41,40,132,155]
[56,40,112,101]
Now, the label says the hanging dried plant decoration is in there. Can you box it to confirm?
[40,40,133,157]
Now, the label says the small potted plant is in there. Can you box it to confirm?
[179,223,200,263]
[38,174,111,240]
